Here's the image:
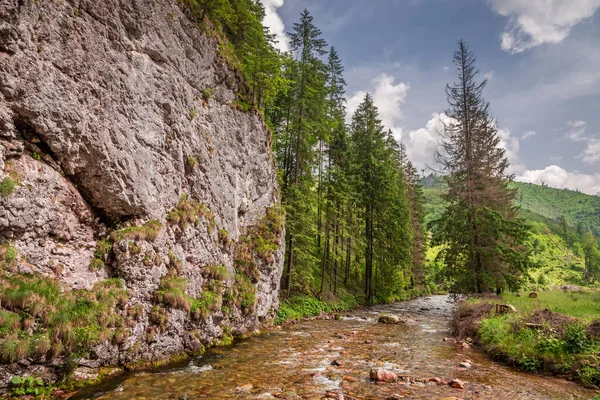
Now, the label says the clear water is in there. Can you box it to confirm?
[71,296,598,399]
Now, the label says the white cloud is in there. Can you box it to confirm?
[404,113,447,171]
[580,139,600,164]
[484,71,495,81]
[497,126,525,174]
[565,120,588,141]
[517,165,600,195]
[522,130,538,140]
[490,0,600,53]
[261,0,289,52]
[568,120,587,128]
[346,73,409,138]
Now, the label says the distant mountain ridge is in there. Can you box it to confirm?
[511,182,600,236]
[421,176,599,236]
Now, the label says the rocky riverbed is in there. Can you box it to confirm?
[70,295,598,399]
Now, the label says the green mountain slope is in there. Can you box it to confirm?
[512,182,600,236]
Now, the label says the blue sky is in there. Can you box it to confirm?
[262,0,600,195]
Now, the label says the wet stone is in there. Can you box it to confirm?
[449,379,465,389]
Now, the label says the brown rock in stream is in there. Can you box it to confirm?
[449,379,465,389]
[370,368,398,382]
[378,314,406,324]
[458,361,471,369]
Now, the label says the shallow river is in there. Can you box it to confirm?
[72,296,598,399]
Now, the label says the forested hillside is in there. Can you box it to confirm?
[423,177,600,288]
[512,182,600,236]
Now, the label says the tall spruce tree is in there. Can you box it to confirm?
[400,143,427,288]
[350,96,412,304]
[432,40,531,294]
[280,9,328,294]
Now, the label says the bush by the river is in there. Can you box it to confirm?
[454,290,600,387]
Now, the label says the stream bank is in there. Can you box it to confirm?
[70,295,598,399]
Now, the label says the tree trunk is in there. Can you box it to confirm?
[365,203,373,305]
[284,232,294,296]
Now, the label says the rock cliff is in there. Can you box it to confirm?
[0,0,284,389]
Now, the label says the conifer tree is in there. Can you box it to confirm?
[400,143,426,288]
[432,40,531,294]
[280,9,328,294]
[583,232,600,284]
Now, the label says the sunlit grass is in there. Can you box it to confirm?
[501,290,600,322]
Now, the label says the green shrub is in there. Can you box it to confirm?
[536,336,563,354]
[155,277,191,312]
[89,258,104,272]
[563,323,591,354]
[230,100,251,112]
[190,290,221,320]
[10,376,49,397]
[0,177,16,198]
[578,364,600,385]
[203,264,230,281]
[517,355,542,372]
[274,292,359,325]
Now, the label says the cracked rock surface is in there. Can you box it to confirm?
[0,0,284,388]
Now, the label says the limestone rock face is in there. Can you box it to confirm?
[0,0,283,387]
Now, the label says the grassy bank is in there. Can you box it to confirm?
[453,290,600,387]
[275,292,360,325]
[275,284,447,325]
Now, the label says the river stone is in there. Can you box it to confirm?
[377,314,405,324]
[449,379,465,389]
[370,368,398,382]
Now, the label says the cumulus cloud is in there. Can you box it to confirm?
[490,0,600,53]
[497,126,525,174]
[261,0,289,52]
[404,113,447,171]
[517,165,600,195]
[580,139,600,165]
[522,130,538,140]
[346,73,409,137]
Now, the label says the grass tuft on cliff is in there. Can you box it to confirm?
[0,272,129,363]
[0,176,16,198]
[110,220,162,242]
